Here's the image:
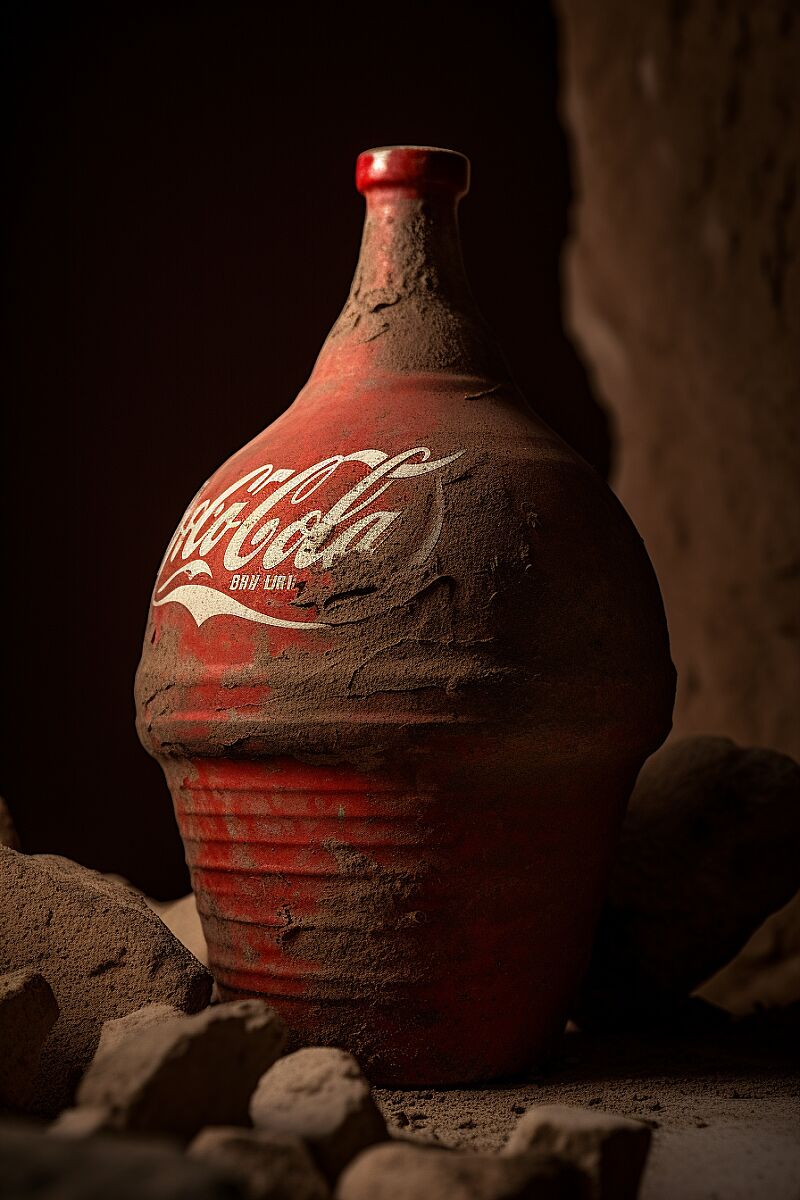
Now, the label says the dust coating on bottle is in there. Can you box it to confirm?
[135,145,675,1085]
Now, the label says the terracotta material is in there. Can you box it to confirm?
[135,145,675,1084]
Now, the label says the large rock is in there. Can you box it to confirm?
[576,738,800,1024]
[0,847,212,1113]
[0,969,59,1109]
[77,999,287,1138]
[250,1048,386,1181]
[556,0,800,762]
[101,882,208,965]
[0,1119,244,1199]
[147,893,208,965]
[504,1104,651,1199]
[337,1143,581,1200]
[189,1126,330,1200]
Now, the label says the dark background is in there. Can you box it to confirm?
[1,2,606,897]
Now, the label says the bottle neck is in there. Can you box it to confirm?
[312,189,509,381]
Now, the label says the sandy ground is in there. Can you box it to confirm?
[375,1012,800,1199]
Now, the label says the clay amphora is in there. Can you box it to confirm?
[136,145,675,1084]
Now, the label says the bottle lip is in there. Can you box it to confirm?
[356,145,470,197]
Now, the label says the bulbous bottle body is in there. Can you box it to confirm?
[136,147,675,1084]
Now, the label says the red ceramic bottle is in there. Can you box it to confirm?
[136,146,675,1084]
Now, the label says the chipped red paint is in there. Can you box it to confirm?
[136,146,675,1084]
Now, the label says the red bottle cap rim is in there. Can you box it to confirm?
[356,145,470,197]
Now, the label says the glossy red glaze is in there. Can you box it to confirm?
[136,146,675,1084]
[356,146,469,197]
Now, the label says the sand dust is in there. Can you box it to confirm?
[374,1017,800,1199]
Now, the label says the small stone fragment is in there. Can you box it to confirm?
[0,1119,245,1198]
[504,1104,651,1200]
[0,847,212,1114]
[77,998,287,1139]
[189,1125,329,1200]
[250,1047,386,1180]
[90,1002,184,1062]
[576,738,800,1026]
[699,892,800,1015]
[336,1142,581,1199]
[0,969,59,1109]
[49,1105,115,1138]
[0,795,20,849]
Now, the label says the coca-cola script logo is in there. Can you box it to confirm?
[153,445,464,629]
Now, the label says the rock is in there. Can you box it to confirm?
[0,969,59,1109]
[50,1105,115,1137]
[0,795,20,849]
[250,1048,386,1180]
[91,1002,184,1059]
[0,847,212,1114]
[558,0,800,1016]
[189,1125,330,1200]
[558,0,800,1025]
[105,881,208,968]
[504,1104,651,1199]
[576,738,800,1025]
[102,871,141,891]
[77,998,287,1138]
[336,1142,581,1199]
[0,1119,245,1198]
[700,893,800,1015]
[556,0,800,763]
[148,893,208,965]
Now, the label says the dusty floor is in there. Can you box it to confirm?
[375,1012,800,1199]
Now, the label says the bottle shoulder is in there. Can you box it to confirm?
[137,369,673,770]
[242,372,583,468]
[185,370,628,586]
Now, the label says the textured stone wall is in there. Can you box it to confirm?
[556,0,800,759]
